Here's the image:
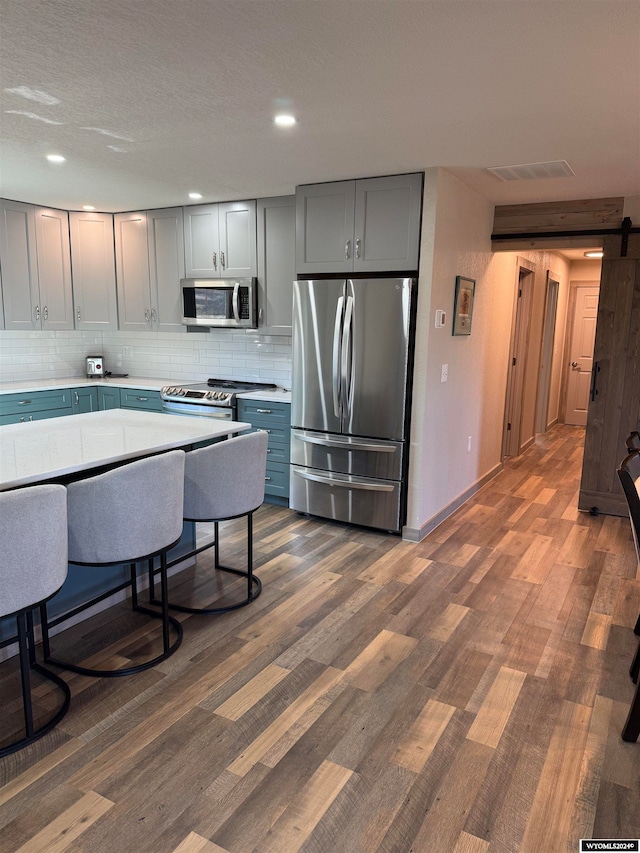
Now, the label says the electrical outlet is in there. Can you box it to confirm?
[467,436,472,453]
[440,364,448,383]
[435,309,446,328]
[123,345,132,359]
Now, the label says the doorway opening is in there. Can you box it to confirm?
[502,260,534,458]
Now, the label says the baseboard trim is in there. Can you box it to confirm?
[402,462,504,542]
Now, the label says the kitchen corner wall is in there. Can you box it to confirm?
[0,329,292,387]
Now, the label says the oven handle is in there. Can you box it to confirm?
[161,401,233,419]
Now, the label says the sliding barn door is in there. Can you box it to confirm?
[579,234,640,516]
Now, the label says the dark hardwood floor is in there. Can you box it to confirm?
[1,424,639,852]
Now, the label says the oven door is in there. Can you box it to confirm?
[161,400,234,420]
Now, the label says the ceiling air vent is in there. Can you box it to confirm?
[487,160,575,182]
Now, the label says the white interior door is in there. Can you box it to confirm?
[564,285,599,426]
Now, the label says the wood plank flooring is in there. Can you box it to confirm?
[1,424,639,852]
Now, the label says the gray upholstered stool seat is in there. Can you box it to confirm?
[150,431,268,614]
[617,449,640,742]
[0,484,70,757]
[40,450,186,678]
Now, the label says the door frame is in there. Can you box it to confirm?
[502,257,535,458]
[535,270,560,434]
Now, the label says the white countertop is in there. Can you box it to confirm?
[0,376,291,403]
[0,409,251,490]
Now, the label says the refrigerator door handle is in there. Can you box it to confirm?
[341,294,354,415]
[292,468,395,492]
[332,295,344,418]
[296,433,396,453]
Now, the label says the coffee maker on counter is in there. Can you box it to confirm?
[85,356,105,378]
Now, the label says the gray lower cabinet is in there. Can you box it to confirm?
[237,398,291,505]
[0,200,74,330]
[296,173,423,275]
[184,200,257,278]
[69,211,118,331]
[0,388,73,424]
[71,387,99,414]
[256,196,295,335]
[97,386,120,410]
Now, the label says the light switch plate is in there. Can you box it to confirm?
[441,363,448,383]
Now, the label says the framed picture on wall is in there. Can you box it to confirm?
[453,276,476,335]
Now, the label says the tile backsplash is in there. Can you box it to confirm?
[0,330,292,388]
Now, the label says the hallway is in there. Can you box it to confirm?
[1,424,639,851]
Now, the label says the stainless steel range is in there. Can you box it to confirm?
[161,378,277,420]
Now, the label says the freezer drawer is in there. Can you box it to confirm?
[290,465,402,532]
[290,428,403,480]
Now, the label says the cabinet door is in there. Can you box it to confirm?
[114,212,152,331]
[256,196,295,334]
[147,207,185,332]
[34,207,74,329]
[69,211,118,330]
[71,387,99,413]
[97,387,120,410]
[295,182,355,275]
[0,199,40,329]
[184,204,219,277]
[353,173,423,273]
[218,200,257,277]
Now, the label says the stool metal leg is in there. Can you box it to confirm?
[17,612,34,739]
[622,678,640,742]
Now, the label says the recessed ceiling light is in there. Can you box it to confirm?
[274,114,296,127]
[188,192,203,200]
[46,154,65,163]
[83,205,96,211]
[584,250,604,259]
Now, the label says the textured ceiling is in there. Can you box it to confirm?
[1,0,638,213]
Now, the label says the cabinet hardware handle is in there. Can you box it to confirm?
[256,408,272,414]
[355,238,361,259]
[17,400,32,405]
[35,305,40,321]
[20,416,25,422]
[74,391,79,405]
[136,396,148,401]
[266,449,271,453]
[265,477,271,482]
[345,240,351,260]
[221,251,226,269]
[151,308,157,322]
[43,305,49,320]
[144,308,150,323]
[29,415,33,421]
[212,251,217,269]
[77,307,81,321]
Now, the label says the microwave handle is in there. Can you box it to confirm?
[232,283,240,322]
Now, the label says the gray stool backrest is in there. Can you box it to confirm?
[618,450,640,566]
[184,431,268,521]
[67,450,185,565]
[0,484,68,618]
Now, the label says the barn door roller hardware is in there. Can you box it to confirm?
[491,217,637,256]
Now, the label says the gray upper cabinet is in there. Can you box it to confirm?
[114,211,152,332]
[256,196,295,335]
[115,209,184,332]
[296,173,423,275]
[69,211,118,331]
[0,200,74,330]
[147,207,185,332]
[184,200,257,278]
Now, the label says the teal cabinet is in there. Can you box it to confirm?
[0,388,73,423]
[98,387,120,411]
[71,387,99,414]
[237,398,291,505]
[120,388,162,411]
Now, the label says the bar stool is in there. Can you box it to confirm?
[0,485,70,757]
[151,431,268,614]
[617,449,640,742]
[40,450,186,678]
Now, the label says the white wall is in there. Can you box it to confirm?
[0,329,292,387]
[405,169,515,538]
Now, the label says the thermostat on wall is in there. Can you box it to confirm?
[435,309,446,328]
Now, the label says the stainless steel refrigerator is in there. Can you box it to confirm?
[290,277,415,532]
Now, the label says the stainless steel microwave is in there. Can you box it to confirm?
[181,278,257,328]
